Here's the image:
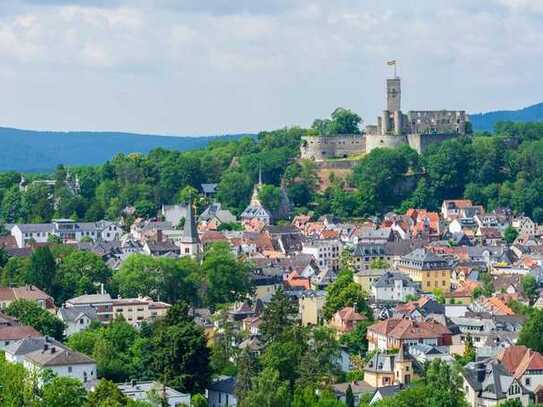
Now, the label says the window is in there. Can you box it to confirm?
[526,378,531,386]
[68,366,72,373]
[185,248,190,254]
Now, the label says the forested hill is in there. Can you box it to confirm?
[470,102,543,132]
[0,127,246,172]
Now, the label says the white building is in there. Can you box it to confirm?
[372,271,419,302]
[301,239,343,272]
[57,306,97,337]
[11,219,121,248]
[206,376,238,407]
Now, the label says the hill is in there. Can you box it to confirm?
[469,102,543,132]
[0,127,245,172]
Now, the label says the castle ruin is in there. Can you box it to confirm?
[300,73,468,161]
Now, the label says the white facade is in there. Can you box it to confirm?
[302,239,342,272]
[23,357,97,384]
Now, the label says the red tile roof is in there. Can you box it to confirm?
[368,318,451,340]
[499,345,543,378]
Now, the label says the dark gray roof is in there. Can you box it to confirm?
[374,384,403,398]
[400,248,449,270]
[207,376,236,394]
[58,306,97,322]
[5,336,67,356]
[373,271,417,288]
[201,183,218,194]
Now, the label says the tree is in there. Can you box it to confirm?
[26,246,56,294]
[260,288,295,342]
[190,394,208,407]
[6,299,65,340]
[42,377,87,407]
[202,242,253,308]
[240,367,290,407]
[369,258,390,270]
[217,171,253,215]
[521,274,538,305]
[345,384,354,407]
[497,399,523,407]
[503,226,519,244]
[258,184,282,214]
[235,349,259,402]
[86,379,131,406]
[151,303,211,393]
[323,270,370,321]
[312,107,361,135]
[518,309,543,353]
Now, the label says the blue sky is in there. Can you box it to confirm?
[0,0,541,135]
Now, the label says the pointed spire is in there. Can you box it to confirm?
[182,193,200,243]
[258,163,262,186]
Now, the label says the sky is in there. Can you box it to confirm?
[0,0,541,136]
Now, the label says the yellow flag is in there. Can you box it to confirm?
[387,60,396,66]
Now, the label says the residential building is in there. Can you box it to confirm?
[441,200,483,221]
[0,285,55,311]
[112,296,170,326]
[118,381,191,407]
[462,358,530,406]
[397,248,453,292]
[161,204,188,227]
[4,336,66,363]
[367,318,452,352]
[65,293,114,323]
[199,203,236,230]
[301,239,342,272]
[329,306,366,334]
[331,381,374,406]
[363,348,414,387]
[497,345,543,403]
[206,376,238,407]
[11,219,121,248]
[371,271,419,302]
[0,312,41,351]
[354,268,387,293]
[57,306,97,337]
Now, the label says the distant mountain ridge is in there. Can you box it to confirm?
[0,127,246,172]
[469,101,543,132]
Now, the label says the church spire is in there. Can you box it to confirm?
[182,194,200,244]
[258,163,262,186]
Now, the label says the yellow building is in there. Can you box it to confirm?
[364,349,414,387]
[397,248,452,293]
[353,269,386,293]
[299,291,326,326]
[112,296,170,326]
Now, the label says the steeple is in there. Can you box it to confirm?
[258,163,262,186]
[181,194,200,244]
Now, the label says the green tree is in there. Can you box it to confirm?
[323,270,370,321]
[26,246,57,294]
[521,274,538,305]
[260,288,295,342]
[518,309,543,353]
[235,349,259,402]
[503,226,519,244]
[217,171,253,215]
[202,242,253,308]
[312,107,361,135]
[240,367,290,407]
[345,384,354,407]
[42,377,87,407]
[6,299,65,340]
[258,184,282,214]
[86,379,130,407]
[190,394,208,407]
[151,303,211,393]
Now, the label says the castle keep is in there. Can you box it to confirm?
[300,74,468,161]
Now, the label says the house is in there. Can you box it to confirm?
[199,203,236,229]
[0,312,41,351]
[241,173,272,227]
[329,306,366,334]
[367,318,452,352]
[441,200,483,221]
[4,336,67,363]
[497,345,543,403]
[206,376,237,407]
[397,248,453,293]
[142,240,180,257]
[65,293,114,323]
[408,343,454,365]
[112,296,170,327]
[372,271,419,302]
[11,219,121,248]
[201,183,218,198]
[301,239,342,272]
[462,358,530,406]
[118,381,191,407]
[369,385,403,405]
[354,268,387,292]
[161,204,188,227]
[23,345,97,385]
[57,306,97,337]
[331,381,374,405]
[0,285,56,312]
[363,348,414,387]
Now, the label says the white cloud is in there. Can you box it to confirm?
[0,0,541,135]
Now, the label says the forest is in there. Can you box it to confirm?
[1,118,543,226]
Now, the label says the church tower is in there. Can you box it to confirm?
[179,196,201,258]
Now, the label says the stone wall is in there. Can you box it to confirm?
[365,134,408,154]
[407,132,460,154]
[300,134,365,161]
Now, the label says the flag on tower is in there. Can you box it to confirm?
[387,60,397,66]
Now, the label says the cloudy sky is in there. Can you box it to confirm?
[0,0,541,135]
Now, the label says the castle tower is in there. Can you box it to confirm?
[386,77,401,112]
[180,195,201,258]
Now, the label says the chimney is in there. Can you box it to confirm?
[131,379,136,387]
[51,346,56,354]
[43,344,49,352]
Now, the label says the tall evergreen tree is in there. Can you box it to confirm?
[235,349,258,402]
[260,288,296,342]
